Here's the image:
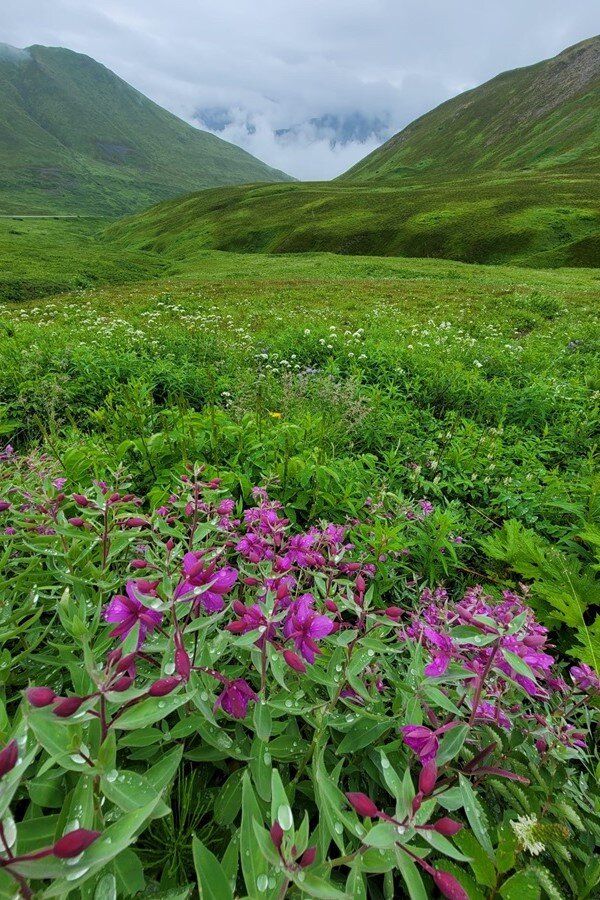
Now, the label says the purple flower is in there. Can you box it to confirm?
[215,678,258,719]
[570,663,600,693]
[283,594,334,663]
[176,553,238,612]
[473,701,511,730]
[400,725,440,763]
[53,478,67,490]
[104,581,163,644]
[423,627,455,677]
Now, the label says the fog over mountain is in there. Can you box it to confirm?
[3,0,599,178]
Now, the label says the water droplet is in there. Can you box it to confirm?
[66,866,90,882]
[396,825,406,835]
[66,852,83,866]
[381,757,390,769]
[105,770,118,783]
[256,874,269,893]
[285,700,293,708]
[334,822,343,834]
[263,752,271,765]
[200,691,209,702]
[278,804,294,831]
[164,662,175,675]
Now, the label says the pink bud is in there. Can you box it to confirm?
[26,686,56,707]
[412,791,423,814]
[175,648,191,681]
[108,492,121,504]
[346,792,379,818]
[149,677,180,697]
[123,517,147,528]
[54,696,85,718]
[232,600,247,616]
[276,581,290,599]
[72,494,89,506]
[0,501,11,512]
[324,599,338,613]
[0,741,18,778]
[433,869,469,900]
[418,760,438,796]
[166,538,175,551]
[535,738,547,753]
[356,574,366,593]
[130,559,149,569]
[53,829,101,858]
[115,652,137,673]
[270,821,284,850]
[432,818,463,837]
[244,577,260,586]
[110,676,134,692]
[68,517,85,527]
[300,846,317,868]
[383,607,403,620]
[283,650,307,673]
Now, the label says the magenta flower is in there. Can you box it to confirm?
[570,663,600,693]
[283,594,334,663]
[401,725,440,763]
[104,581,162,644]
[176,552,238,612]
[423,627,455,677]
[214,678,258,719]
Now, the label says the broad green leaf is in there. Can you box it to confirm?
[337,720,389,753]
[193,836,233,900]
[436,725,469,765]
[499,869,541,900]
[240,771,268,899]
[458,775,495,862]
[395,848,428,900]
[112,693,188,730]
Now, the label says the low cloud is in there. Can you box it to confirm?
[2,0,598,179]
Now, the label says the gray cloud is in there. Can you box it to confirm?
[2,0,599,178]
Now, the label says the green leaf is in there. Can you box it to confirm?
[394,848,428,900]
[112,693,188,730]
[458,775,495,862]
[193,836,233,900]
[436,725,469,765]
[499,869,541,900]
[501,650,537,682]
[337,720,389,753]
[289,871,349,899]
[240,771,268,899]
[363,823,400,849]
[113,849,145,897]
[214,770,244,826]
[253,701,272,741]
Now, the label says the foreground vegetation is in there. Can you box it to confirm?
[0,250,598,897]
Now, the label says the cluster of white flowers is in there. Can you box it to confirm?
[510,815,546,856]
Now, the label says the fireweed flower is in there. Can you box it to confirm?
[214,678,258,719]
[175,552,238,612]
[400,723,457,763]
[570,663,600,693]
[283,594,334,663]
[104,581,163,644]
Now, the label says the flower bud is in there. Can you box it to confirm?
[110,676,134,692]
[54,696,85,718]
[432,818,463,837]
[149,677,180,697]
[283,650,306,673]
[123,517,147,528]
[433,869,469,900]
[68,517,85,527]
[412,791,423,814]
[383,607,403,620]
[26,686,56,707]
[346,792,379,818]
[130,559,149,569]
[53,829,101,858]
[115,652,137,673]
[166,538,175,551]
[356,574,366,594]
[175,648,191,681]
[72,494,89,506]
[324,599,338,614]
[418,760,438,796]
[270,821,284,850]
[0,501,11,512]
[0,741,18,778]
[300,846,317,868]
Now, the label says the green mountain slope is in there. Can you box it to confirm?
[341,36,600,182]
[105,35,600,268]
[0,43,291,215]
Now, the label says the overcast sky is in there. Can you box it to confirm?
[2,1,599,179]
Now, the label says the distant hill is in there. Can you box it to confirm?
[341,36,600,182]
[0,43,291,215]
[108,36,600,268]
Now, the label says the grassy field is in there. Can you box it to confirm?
[106,174,600,267]
[1,241,599,896]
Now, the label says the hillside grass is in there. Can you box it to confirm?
[105,173,600,267]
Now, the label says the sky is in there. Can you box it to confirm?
[2,1,599,179]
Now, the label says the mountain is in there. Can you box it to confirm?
[106,36,600,268]
[341,36,600,182]
[0,43,291,215]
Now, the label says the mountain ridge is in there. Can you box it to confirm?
[0,43,292,215]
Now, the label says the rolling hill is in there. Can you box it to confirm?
[0,43,291,215]
[107,36,600,267]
